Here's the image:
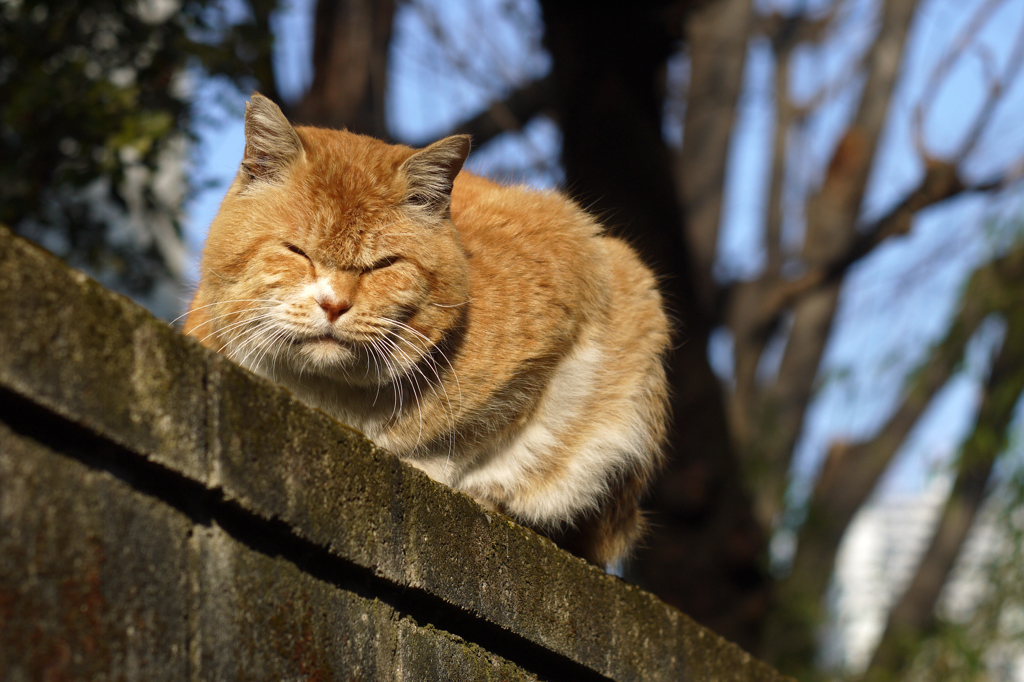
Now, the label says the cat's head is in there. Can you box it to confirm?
[191,93,471,386]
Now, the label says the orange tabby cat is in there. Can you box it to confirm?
[185,94,670,566]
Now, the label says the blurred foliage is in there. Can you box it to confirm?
[898,226,1024,682]
[0,0,278,294]
[903,462,1024,682]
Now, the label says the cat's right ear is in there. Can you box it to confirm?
[400,135,471,219]
[241,93,303,184]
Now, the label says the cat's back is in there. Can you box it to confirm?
[444,170,668,421]
[448,172,663,336]
[448,173,606,339]
[450,172,601,245]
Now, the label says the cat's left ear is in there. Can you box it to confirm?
[241,92,304,184]
[400,135,471,219]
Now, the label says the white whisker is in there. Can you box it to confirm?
[250,323,290,376]
[432,300,472,308]
[233,318,279,367]
[380,325,458,473]
[171,298,282,325]
[206,312,279,349]
[383,335,431,449]
[185,305,278,336]
[380,316,463,418]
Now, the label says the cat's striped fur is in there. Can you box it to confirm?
[185,94,670,566]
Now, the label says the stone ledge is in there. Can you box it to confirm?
[0,226,788,682]
[0,423,541,681]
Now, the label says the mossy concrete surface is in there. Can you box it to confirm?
[0,424,538,681]
[0,226,789,682]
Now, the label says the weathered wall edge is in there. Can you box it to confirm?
[0,226,788,682]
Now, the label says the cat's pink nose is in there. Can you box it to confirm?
[318,298,350,322]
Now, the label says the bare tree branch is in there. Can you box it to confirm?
[765,96,789,272]
[727,277,774,451]
[756,3,839,48]
[865,249,1024,681]
[747,163,1021,339]
[790,3,873,120]
[762,3,843,272]
[732,165,1017,544]
[678,0,753,315]
[765,37,796,272]
[402,0,536,96]
[730,2,843,453]
[740,0,926,531]
[764,159,964,321]
[803,0,924,264]
[758,254,995,670]
[404,76,553,148]
[728,162,1019,462]
[956,10,1024,160]
[383,0,555,149]
[778,0,1024,321]
[911,0,1020,161]
[726,1,1024,669]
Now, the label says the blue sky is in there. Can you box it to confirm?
[183,0,1024,511]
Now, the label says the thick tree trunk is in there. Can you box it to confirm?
[537,0,770,649]
[289,0,395,137]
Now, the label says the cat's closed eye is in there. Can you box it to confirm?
[366,256,400,272]
[284,242,310,260]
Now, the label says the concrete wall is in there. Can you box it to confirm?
[0,226,788,681]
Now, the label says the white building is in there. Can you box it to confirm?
[824,478,1024,680]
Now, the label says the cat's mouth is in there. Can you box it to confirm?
[292,333,345,346]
